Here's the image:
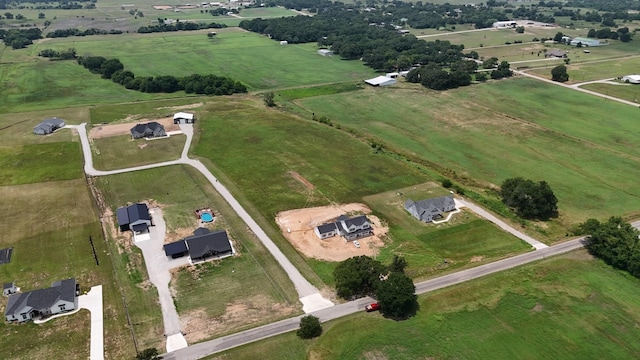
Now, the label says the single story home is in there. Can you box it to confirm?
[130,122,166,139]
[570,37,605,47]
[33,117,65,135]
[364,76,397,87]
[622,75,640,84]
[405,196,456,223]
[314,215,373,242]
[184,228,234,263]
[5,279,77,323]
[173,112,195,124]
[318,49,334,56]
[545,49,567,58]
[116,203,152,233]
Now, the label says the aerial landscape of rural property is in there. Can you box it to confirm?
[2,0,640,358]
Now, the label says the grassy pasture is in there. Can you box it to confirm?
[91,134,185,170]
[213,251,640,360]
[424,27,584,49]
[297,78,640,229]
[0,179,134,359]
[34,28,376,90]
[89,98,206,124]
[526,56,640,83]
[0,141,82,185]
[580,83,640,103]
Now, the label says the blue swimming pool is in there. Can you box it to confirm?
[201,212,214,222]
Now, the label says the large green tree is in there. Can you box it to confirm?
[297,315,322,339]
[501,177,558,219]
[583,217,640,278]
[375,272,418,319]
[333,256,385,299]
[551,64,569,82]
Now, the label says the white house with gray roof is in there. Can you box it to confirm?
[5,279,77,322]
[314,215,373,241]
[405,196,456,223]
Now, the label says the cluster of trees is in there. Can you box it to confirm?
[406,62,473,91]
[333,255,417,319]
[500,177,558,220]
[0,0,94,10]
[138,21,226,33]
[579,217,640,279]
[481,57,513,79]
[2,12,25,19]
[564,0,640,12]
[551,64,569,82]
[587,27,633,42]
[46,28,122,38]
[38,47,77,60]
[76,55,247,95]
[0,27,41,48]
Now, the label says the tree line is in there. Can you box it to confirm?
[46,28,122,38]
[139,21,226,34]
[75,55,247,95]
[38,47,77,60]
[0,27,41,48]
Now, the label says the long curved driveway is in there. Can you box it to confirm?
[71,123,334,313]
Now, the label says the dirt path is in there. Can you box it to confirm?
[275,203,388,262]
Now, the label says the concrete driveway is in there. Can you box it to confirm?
[133,208,189,352]
[79,285,104,360]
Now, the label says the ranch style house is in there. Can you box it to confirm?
[5,279,78,323]
[405,196,456,223]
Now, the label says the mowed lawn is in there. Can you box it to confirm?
[580,82,640,103]
[34,28,376,90]
[298,78,640,226]
[91,134,185,170]
[0,142,83,185]
[213,251,640,360]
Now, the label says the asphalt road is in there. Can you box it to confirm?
[164,237,586,360]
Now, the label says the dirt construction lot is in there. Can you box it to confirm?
[275,203,388,262]
[88,117,180,139]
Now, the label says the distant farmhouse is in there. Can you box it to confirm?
[130,122,166,139]
[545,49,568,58]
[116,203,152,233]
[5,279,77,323]
[405,196,456,223]
[173,112,195,124]
[163,228,234,262]
[365,76,397,87]
[570,37,606,47]
[314,215,373,241]
[33,117,65,135]
[622,75,640,84]
[493,21,517,28]
[318,49,334,56]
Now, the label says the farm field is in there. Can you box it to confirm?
[0,141,82,185]
[580,82,640,103]
[297,78,640,229]
[34,28,376,90]
[526,55,640,83]
[424,27,584,49]
[91,134,186,171]
[94,165,301,343]
[212,251,640,360]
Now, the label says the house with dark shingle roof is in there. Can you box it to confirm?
[116,203,152,233]
[184,228,234,263]
[130,122,166,139]
[33,117,65,135]
[314,215,373,241]
[405,196,456,223]
[5,279,77,322]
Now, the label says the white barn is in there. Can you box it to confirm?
[318,49,334,56]
[364,76,397,87]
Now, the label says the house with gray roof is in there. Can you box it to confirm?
[314,215,373,241]
[405,196,456,223]
[184,228,234,263]
[116,203,152,233]
[33,117,65,135]
[130,122,166,139]
[5,279,77,322]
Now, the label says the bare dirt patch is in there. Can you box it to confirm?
[288,170,315,190]
[88,117,180,139]
[180,295,298,343]
[275,203,388,262]
[469,255,485,263]
[531,303,544,312]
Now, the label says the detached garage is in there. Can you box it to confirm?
[364,76,397,87]
[173,112,195,124]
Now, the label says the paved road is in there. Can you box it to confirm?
[70,124,333,312]
[456,199,548,249]
[164,237,585,360]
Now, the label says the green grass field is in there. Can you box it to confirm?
[91,134,185,170]
[34,28,376,90]
[580,82,640,103]
[212,251,640,360]
[526,56,640,83]
[0,141,83,185]
[422,27,585,49]
[297,78,640,230]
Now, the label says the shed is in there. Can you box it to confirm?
[173,112,195,124]
[318,49,334,56]
[280,40,288,45]
[364,76,397,87]
[116,203,152,233]
[3,282,17,297]
[33,117,65,135]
